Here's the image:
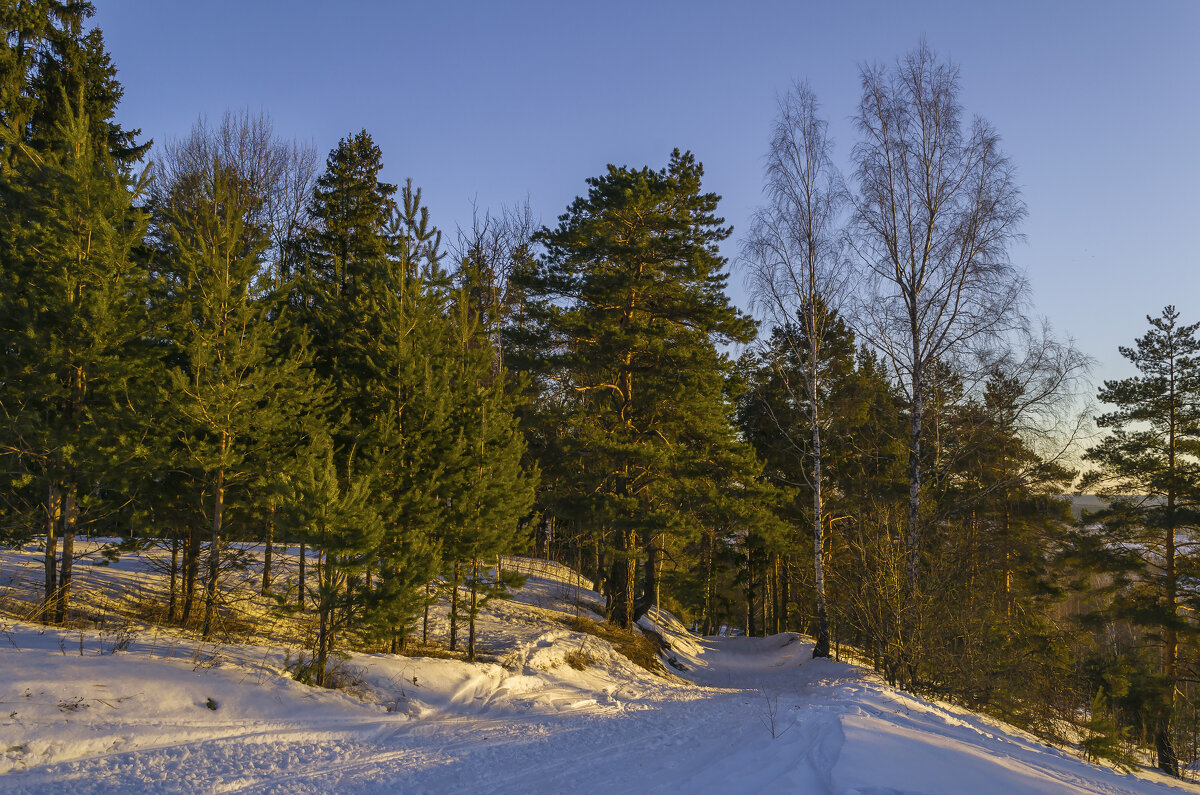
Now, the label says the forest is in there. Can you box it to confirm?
[2,2,1199,780]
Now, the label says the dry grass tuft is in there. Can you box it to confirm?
[393,641,498,664]
[560,614,665,675]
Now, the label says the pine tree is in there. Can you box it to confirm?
[0,1,149,623]
[156,160,316,639]
[441,279,536,660]
[0,100,147,622]
[299,137,509,650]
[1080,688,1135,771]
[286,435,381,687]
[1080,306,1200,777]
[346,183,454,652]
[511,150,756,627]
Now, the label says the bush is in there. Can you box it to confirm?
[284,648,369,696]
[1081,689,1136,772]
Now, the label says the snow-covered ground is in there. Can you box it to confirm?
[1,545,1197,793]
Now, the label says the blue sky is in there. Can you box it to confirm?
[94,1,1199,387]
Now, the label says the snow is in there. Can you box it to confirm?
[1,546,1197,793]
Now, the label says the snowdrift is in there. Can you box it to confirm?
[1,548,1197,793]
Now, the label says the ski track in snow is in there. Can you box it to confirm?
[4,632,1195,794]
[2,556,1198,793]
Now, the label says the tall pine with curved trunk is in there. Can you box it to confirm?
[512,150,755,627]
[1081,306,1200,778]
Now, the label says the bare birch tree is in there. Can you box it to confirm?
[451,199,538,368]
[847,42,1027,597]
[744,83,853,658]
[151,109,317,282]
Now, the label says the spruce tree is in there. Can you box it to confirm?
[1,1,147,172]
[299,130,397,325]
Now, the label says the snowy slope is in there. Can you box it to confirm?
[1,550,1197,793]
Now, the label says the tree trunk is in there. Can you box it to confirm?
[392,624,407,654]
[702,529,716,635]
[181,527,200,624]
[468,558,479,662]
[594,534,607,597]
[542,515,555,560]
[43,483,61,619]
[901,352,924,676]
[450,562,460,650]
[771,551,782,635]
[262,510,274,596]
[608,529,637,628]
[746,559,757,637]
[574,546,583,593]
[643,532,660,611]
[315,564,330,689]
[907,356,923,593]
[54,490,77,624]
[423,582,431,644]
[297,542,306,607]
[168,534,180,622]
[761,561,769,637]
[201,461,225,640]
[1157,715,1179,778]
[779,556,791,633]
[813,368,830,656]
[1161,423,1180,777]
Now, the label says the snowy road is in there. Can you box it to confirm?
[3,625,1195,794]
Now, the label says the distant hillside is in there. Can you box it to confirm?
[1069,494,1109,518]
[1068,494,1164,519]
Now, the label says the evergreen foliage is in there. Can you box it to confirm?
[285,434,382,688]
[511,149,756,627]
[0,94,147,622]
[1080,688,1135,771]
[1,13,1194,776]
[442,284,536,659]
[1078,306,1200,776]
[155,160,318,639]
